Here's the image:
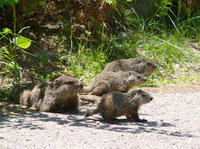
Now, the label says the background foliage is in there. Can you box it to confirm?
[0,0,200,100]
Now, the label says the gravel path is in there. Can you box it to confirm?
[1,91,200,149]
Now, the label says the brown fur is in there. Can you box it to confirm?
[85,89,153,122]
[9,75,83,112]
[103,57,157,73]
[87,71,147,96]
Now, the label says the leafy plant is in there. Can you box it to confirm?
[0,27,32,83]
[0,0,20,34]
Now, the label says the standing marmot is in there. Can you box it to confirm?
[10,75,83,112]
[103,57,157,73]
[86,71,147,96]
[85,89,153,122]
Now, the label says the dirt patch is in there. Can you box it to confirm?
[140,84,200,93]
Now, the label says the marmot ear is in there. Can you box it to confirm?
[52,80,60,89]
[136,89,143,94]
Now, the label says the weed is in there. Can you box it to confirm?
[58,43,107,84]
[0,27,32,84]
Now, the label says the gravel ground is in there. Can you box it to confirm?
[1,90,200,149]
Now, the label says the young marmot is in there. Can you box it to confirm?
[85,89,153,122]
[103,57,157,74]
[86,71,147,96]
[10,75,83,112]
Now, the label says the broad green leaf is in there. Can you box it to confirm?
[15,36,32,49]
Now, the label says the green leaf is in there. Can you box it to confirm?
[0,0,6,8]
[3,28,12,34]
[104,0,117,5]
[15,36,32,49]
[7,0,19,7]
[18,26,30,35]
[85,30,91,35]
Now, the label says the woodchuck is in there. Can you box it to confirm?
[9,75,83,112]
[103,57,157,74]
[85,89,153,122]
[86,71,147,96]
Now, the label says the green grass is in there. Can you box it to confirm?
[56,29,200,87]
[0,88,11,102]
[58,44,108,84]
[133,31,200,87]
[1,0,200,100]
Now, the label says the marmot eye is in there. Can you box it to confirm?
[65,81,74,85]
[128,73,133,76]
[137,76,141,79]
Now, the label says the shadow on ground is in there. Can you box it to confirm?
[68,116,196,138]
[0,102,70,130]
[0,101,197,138]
